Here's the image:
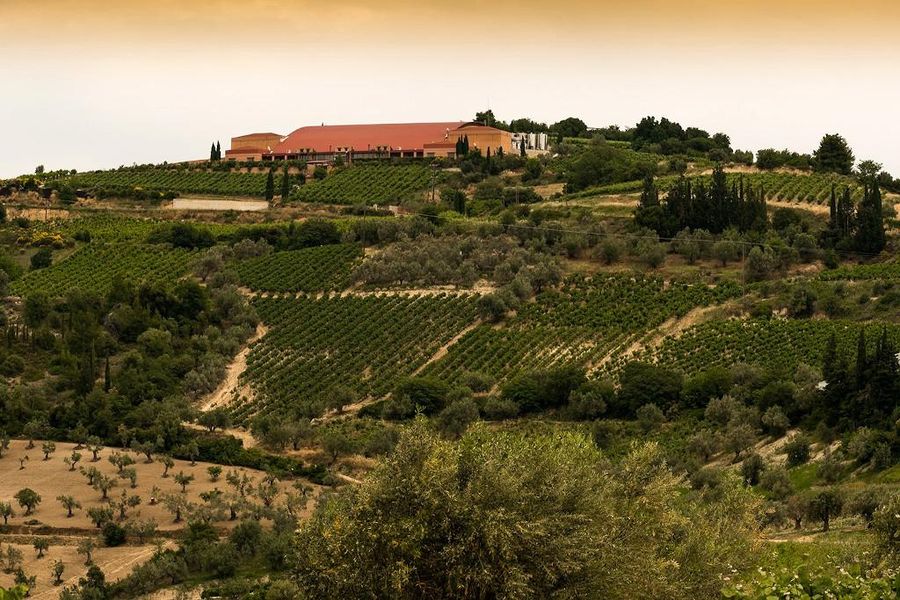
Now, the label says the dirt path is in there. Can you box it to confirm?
[199,323,268,412]
[412,319,482,376]
[590,304,721,373]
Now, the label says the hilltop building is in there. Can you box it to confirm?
[224,132,283,161]
[225,122,513,163]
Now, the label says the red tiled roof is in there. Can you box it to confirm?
[233,132,282,140]
[272,122,465,154]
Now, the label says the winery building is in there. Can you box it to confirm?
[225,122,513,163]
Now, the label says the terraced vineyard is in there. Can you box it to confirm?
[59,168,270,197]
[10,243,198,296]
[820,259,900,281]
[647,318,900,375]
[567,171,863,205]
[236,294,480,422]
[18,214,165,243]
[235,244,362,292]
[423,275,742,385]
[290,164,434,205]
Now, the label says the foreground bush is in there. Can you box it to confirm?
[293,420,759,599]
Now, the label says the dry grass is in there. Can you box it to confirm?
[0,440,314,532]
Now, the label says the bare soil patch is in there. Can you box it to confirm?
[0,541,165,599]
[199,323,268,412]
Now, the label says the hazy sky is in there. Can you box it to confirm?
[2,1,899,177]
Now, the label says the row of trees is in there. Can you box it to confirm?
[824,181,886,253]
[208,141,222,161]
[635,166,768,236]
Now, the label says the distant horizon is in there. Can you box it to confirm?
[2,1,899,177]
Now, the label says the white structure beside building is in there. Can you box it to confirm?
[511,132,550,154]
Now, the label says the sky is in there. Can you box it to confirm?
[1,0,899,177]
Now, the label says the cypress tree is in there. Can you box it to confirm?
[463,135,470,154]
[855,329,867,391]
[210,143,216,161]
[639,174,659,208]
[280,168,290,199]
[455,137,463,157]
[216,141,222,160]
[265,171,275,201]
[520,138,526,157]
[854,183,885,253]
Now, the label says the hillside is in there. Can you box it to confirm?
[0,144,898,598]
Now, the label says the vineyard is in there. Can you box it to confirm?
[422,275,742,386]
[58,168,270,197]
[566,171,863,205]
[14,214,166,243]
[235,244,362,292]
[236,294,480,422]
[646,318,900,375]
[290,164,434,205]
[10,243,198,297]
[820,259,900,281]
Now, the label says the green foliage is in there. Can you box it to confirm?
[426,274,740,388]
[240,294,479,422]
[56,168,271,197]
[291,164,434,205]
[235,244,361,293]
[722,565,900,599]
[10,244,198,297]
[651,319,900,377]
[293,421,759,600]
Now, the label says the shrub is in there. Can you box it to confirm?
[102,522,127,547]
[784,434,811,468]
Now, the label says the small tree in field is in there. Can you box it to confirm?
[207,466,222,482]
[76,538,95,565]
[122,467,138,488]
[41,441,56,460]
[3,546,23,573]
[808,488,843,532]
[33,538,49,558]
[80,465,101,486]
[93,474,116,500]
[130,440,156,463]
[52,559,65,585]
[174,471,195,493]
[86,436,103,461]
[57,495,81,518]
[161,456,175,478]
[0,502,14,524]
[125,519,158,544]
[108,452,135,473]
[162,493,189,523]
[64,451,82,471]
[87,506,114,529]
[14,489,41,515]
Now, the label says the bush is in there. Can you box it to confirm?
[636,403,665,432]
[383,377,450,419]
[783,434,811,468]
[616,362,682,416]
[30,248,53,270]
[102,522,127,547]
[481,397,520,420]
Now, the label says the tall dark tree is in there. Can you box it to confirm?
[855,329,867,391]
[519,138,527,157]
[215,141,222,160]
[280,168,291,199]
[264,171,275,201]
[210,143,216,162]
[854,183,885,253]
[813,134,854,175]
[639,173,659,208]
